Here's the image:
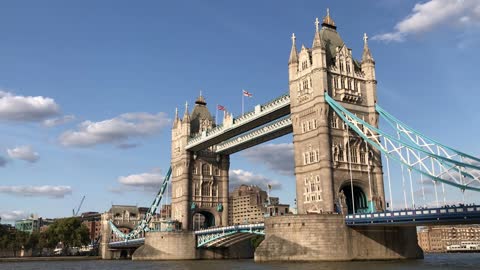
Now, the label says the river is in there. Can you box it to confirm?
[0,253,479,270]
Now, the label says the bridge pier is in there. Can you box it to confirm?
[132,231,255,260]
[255,214,423,261]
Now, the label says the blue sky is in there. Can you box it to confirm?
[1,0,480,222]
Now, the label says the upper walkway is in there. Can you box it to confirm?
[186,93,290,152]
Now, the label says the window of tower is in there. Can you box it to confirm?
[360,149,366,164]
[346,62,351,73]
[304,153,308,165]
[202,164,211,176]
[351,147,358,163]
[212,184,218,197]
[310,152,314,163]
[202,184,210,196]
[214,168,220,176]
[340,62,344,72]
[194,183,200,196]
[339,147,344,161]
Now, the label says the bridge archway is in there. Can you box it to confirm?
[339,184,368,214]
[192,211,215,230]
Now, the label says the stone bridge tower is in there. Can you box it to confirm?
[289,10,385,215]
[171,95,229,230]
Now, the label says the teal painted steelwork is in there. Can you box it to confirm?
[375,104,480,182]
[376,104,480,164]
[195,224,265,247]
[325,93,480,192]
[109,167,172,240]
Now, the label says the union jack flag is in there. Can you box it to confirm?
[217,105,226,111]
[242,89,253,97]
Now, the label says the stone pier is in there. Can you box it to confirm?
[132,231,255,260]
[255,214,423,261]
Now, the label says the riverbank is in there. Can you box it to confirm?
[0,256,100,262]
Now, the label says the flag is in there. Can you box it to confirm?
[242,89,253,97]
[217,105,226,111]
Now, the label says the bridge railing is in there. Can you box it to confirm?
[194,223,265,235]
[345,205,480,225]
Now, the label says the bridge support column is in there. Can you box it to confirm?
[132,231,256,260]
[100,212,114,259]
[255,215,423,261]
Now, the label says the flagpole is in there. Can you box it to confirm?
[215,104,218,126]
[242,91,244,115]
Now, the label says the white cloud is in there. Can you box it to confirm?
[229,169,281,190]
[0,90,60,121]
[110,168,167,193]
[7,145,40,163]
[118,171,164,188]
[373,0,480,42]
[42,115,75,127]
[0,185,72,198]
[242,143,294,176]
[59,112,171,147]
[0,156,7,167]
[0,210,29,222]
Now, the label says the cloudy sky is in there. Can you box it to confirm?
[1,0,480,222]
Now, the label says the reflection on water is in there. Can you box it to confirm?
[0,253,479,270]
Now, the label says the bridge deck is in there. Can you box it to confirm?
[345,205,480,226]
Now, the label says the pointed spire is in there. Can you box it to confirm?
[312,17,325,49]
[173,107,180,128]
[182,100,190,122]
[288,33,298,64]
[322,8,337,29]
[362,33,374,63]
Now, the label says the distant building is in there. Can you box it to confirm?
[160,204,172,219]
[417,225,480,252]
[266,197,290,217]
[228,185,268,225]
[81,212,102,244]
[15,215,54,234]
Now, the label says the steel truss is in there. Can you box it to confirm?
[325,93,480,192]
[109,167,172,240]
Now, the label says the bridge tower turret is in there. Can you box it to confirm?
[171,94,230,230]
[289,9,385,215]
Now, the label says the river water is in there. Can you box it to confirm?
[0,254,479,270]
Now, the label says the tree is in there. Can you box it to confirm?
[44,217,90,254]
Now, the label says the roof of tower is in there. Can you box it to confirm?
[190,94,213,134]
[322,8,336,29]
[319,26,344,63]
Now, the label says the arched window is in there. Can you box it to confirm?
[212,184,218,197]
[350,147,358,163]
[202,164,211,176]
[202,184,210,196]
[194,183,200,196]
[360,149,366,164]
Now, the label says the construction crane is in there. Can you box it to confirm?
[73,195,85,217]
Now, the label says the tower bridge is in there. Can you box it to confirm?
[101,9,480,262]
